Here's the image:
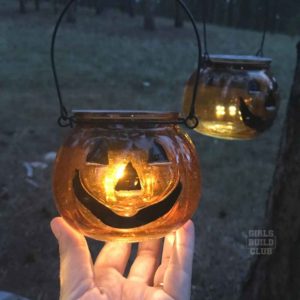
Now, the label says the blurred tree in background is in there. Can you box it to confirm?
[143,0,156,30]
[241,41,300,300]
[17,0,299,34]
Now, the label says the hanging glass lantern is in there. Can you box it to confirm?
[53,111,201,242]
[50,0,202,242]
[182,55,280,140]
[182,0,280,140]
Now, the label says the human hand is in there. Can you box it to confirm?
[51,218,195,300]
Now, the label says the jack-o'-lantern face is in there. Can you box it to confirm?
[74,137,181,228]
[53,111,201,242]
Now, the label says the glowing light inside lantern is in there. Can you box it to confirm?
[105,176,115,202]
[104,164,127,202]
[82,150,181,217]
[115,164,126,180]
[182,55,280,140]
[228,105,237,116]
[216,105,226,118]
[144,175,154,202]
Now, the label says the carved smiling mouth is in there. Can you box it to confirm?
[73,170,182,229]
[239,97,275,132]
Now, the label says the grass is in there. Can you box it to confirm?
[0,1,299,299]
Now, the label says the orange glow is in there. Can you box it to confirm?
[104,164,128,203]
[53,111,201,242]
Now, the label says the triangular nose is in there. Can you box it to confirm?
[115,162,141,191]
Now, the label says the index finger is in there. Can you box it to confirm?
[50,217,94,298]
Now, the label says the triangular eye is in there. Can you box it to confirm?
[86,141,109,165]
[148,141,169,164]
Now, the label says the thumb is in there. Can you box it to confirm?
[51,217,94,299]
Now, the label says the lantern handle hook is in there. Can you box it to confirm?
[51,0,202,128]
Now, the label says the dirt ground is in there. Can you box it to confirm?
[0,1,299,299]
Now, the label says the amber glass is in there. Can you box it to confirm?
[53,111,201,242]
[182,55,280,140]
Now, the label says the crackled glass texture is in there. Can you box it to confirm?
[53,112,201,242]
[183,55,280,140]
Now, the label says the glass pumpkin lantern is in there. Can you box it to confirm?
[53,111,201,242]
[51,0,202,242]
[182,55,280,140]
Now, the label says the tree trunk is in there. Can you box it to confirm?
[237,0,252,28]
[226,0,234,27]
[253,2,262,31]
[241,41,300,300]
[215,0,226,25]
[174,1,184,28]
[53,0,59,13]
[66,0,77,23]
[207,0,216,23]
[19,0,26,13]
[94,0,104,15]
[126,0,135,18]
[143,0,156,31]
[118,0,135,18]
[270,0,279,33]
[34,0,40,11]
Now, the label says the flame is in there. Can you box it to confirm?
[104,164,126,202]
[115,164,126,180]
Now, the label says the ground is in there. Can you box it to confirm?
[0,1,299,299]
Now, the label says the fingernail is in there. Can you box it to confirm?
[182,220,194,231]
[50,218,61,240]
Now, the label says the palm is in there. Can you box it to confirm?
[51,218,194,300]
[80,271,172,300]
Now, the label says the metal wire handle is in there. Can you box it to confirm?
[201,0,270,60]
[256,0,269,56]
[51,0,202,128]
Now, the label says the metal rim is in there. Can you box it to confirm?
[206,54,272,67]
[72,110,180,123]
